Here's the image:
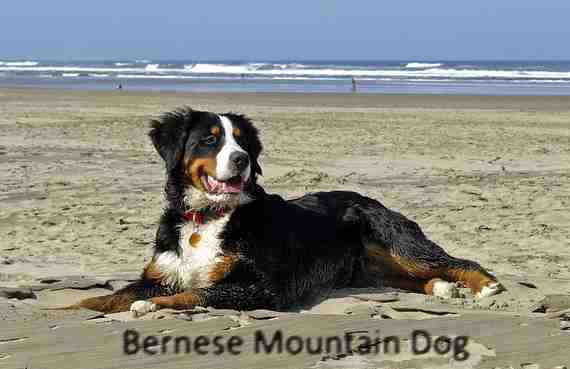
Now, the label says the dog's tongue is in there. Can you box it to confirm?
[207,176,243,193]
[220,181,243,193]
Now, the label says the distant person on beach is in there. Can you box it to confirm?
[117,83,123,91]
[351,77,357,92]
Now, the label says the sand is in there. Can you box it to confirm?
[0,88,569,368]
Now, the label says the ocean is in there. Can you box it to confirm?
[2,59,570,95]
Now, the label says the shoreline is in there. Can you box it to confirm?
[3,86,570,110]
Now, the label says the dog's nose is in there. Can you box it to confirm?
[230,152,249,172]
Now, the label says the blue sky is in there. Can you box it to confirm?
[1,0,569,60]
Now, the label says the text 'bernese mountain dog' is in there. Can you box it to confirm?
[71,108,503,316]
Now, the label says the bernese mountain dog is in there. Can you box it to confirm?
[71,108,503,317]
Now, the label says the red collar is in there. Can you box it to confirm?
[183,208,226,225]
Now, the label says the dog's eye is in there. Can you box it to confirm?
[201,135,217,145]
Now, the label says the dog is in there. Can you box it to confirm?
[71,107,503,316]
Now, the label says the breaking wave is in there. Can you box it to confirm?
[405,62,444,69]
[0,60,39,67]
[1,61,570,84]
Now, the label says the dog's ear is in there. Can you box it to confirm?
[250,136,263,177]
[149,108,194,172]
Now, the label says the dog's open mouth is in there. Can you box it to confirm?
[201,174,244,194]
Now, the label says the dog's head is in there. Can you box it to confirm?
[149,107,262,210]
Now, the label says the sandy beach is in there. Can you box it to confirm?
[1,88,570,368]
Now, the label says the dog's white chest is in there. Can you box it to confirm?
[154,213,231,290]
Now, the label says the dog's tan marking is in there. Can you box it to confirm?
[211,126,221,137]
[232,126,241,138]
[208,254,239,283]
[150,290,206,310]
[442,268,498,295]
[142,260,164,283]
[188,157,217,191]
[76,292,138,313]
[365,246,434,278]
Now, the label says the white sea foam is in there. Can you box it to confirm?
[0,63,180,74]
[0,66,145,73]
[62,73,79,77]
[187,63,258,74]
[249,62,269,68]
[1,62,570,82]
[405,62,443,69]
[0,60,39,66]
[407,68,570,80]
[114,62,132,66]
[184,63,306,74]
[115,74,336,81]
[144,64,161,72]
[116,74,200,79]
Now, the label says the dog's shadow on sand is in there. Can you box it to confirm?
[285,284,404,315]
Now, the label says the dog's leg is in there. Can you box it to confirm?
[56,259,173,313]
[373,275,459,298]
[130,290,205,317]
[356,197,503,298]
[130,282,281,317]
[365,243,503,298]
[72,291,138,313]
[62,279,170,314]
[440,265,504,298]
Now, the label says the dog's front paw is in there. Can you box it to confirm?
[476,282,504,299]
[130,300,157,317]
[432,280,460,299]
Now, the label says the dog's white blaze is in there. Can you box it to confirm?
[216,115,251,182]
[154,212,232,290]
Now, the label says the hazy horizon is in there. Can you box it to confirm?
[1,1,570,60]
[4,57,570,62]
